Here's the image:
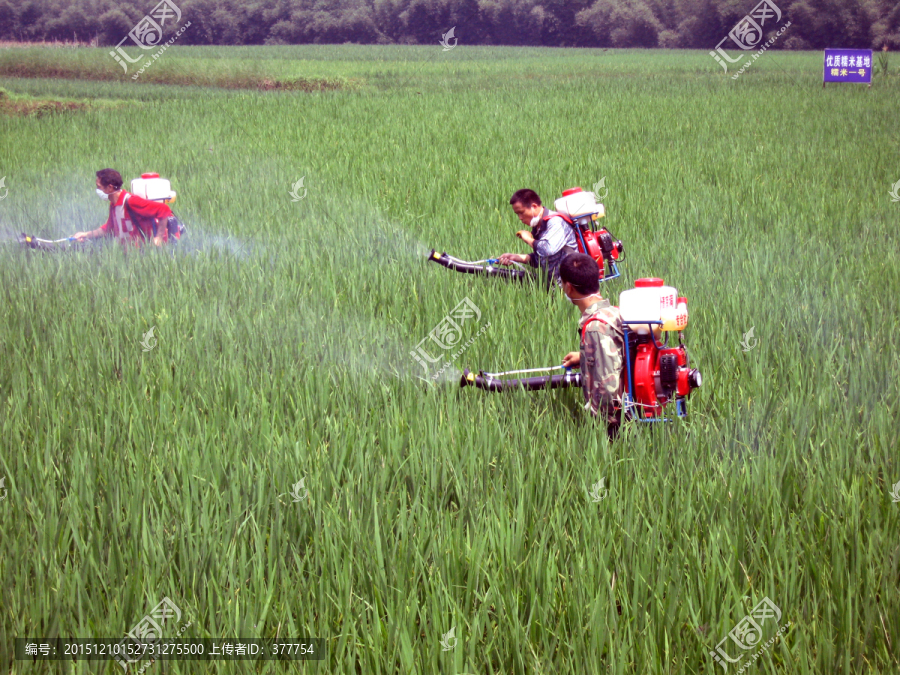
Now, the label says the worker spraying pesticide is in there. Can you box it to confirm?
[428,186,623,288]
[557,253,626,439]
[19,169,184,250]
[492,188,578,288]
[461,255,702,437]
[73,169,182,247]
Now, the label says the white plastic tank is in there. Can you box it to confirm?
[619,278,663,335]
[554,187,602,219]
[620,278,679,335]
[130,173,176,203]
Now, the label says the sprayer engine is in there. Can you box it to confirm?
[578,227,623,274]
[628,336,702,420]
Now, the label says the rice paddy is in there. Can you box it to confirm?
[0,45,899,674]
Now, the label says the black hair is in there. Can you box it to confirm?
[559,253,600,295]
[96,168,123,190]
[509,188,541,208]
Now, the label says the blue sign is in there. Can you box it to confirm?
[824,49,873,83]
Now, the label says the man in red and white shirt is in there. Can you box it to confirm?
[74,168,176,246]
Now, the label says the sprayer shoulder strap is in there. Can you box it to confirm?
[581,314,624,343]
[123,195,152,239]
[581,316,609,342]
[545,210,573,225]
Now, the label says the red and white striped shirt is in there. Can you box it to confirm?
[100,191,174,244]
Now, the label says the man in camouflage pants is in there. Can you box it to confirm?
[560,253,625,439]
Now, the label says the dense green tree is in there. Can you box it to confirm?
[17,1,51,41]
[609,0,664,47]
[0,0,21,39]
[449,0,489,44]
[870,0,900,48]
[97,8,135,46]
[400,0,440,44]
[788,0,872,48]
[575,1,614,47]
[673,0,723,48]
[4,0,899,49]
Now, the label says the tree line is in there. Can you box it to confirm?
[1,0,898,50]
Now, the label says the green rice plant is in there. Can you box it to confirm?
[876,48,889,78]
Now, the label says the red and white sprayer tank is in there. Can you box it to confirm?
[553,186,622,276]
[130,173,177,204]
[619,278,699,420]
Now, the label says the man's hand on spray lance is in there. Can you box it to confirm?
[497,252,530,266]
[495,195,544,266]
[562,352,580,369]
[72,229,99,243]
[497,230,535,266]
[73,220,166,245]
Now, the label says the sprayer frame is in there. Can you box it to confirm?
[569,216,622,281]
[621,321,688,423]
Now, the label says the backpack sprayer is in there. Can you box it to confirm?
[460,278,702,422]
[130,172,184,239]
[428,187,624,283]
[18,172,182,249]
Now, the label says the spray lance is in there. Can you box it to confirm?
[427,250,531,281]
[17,234,77,250]
[460,366,582,391]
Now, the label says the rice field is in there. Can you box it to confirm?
[0,45,899,674]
